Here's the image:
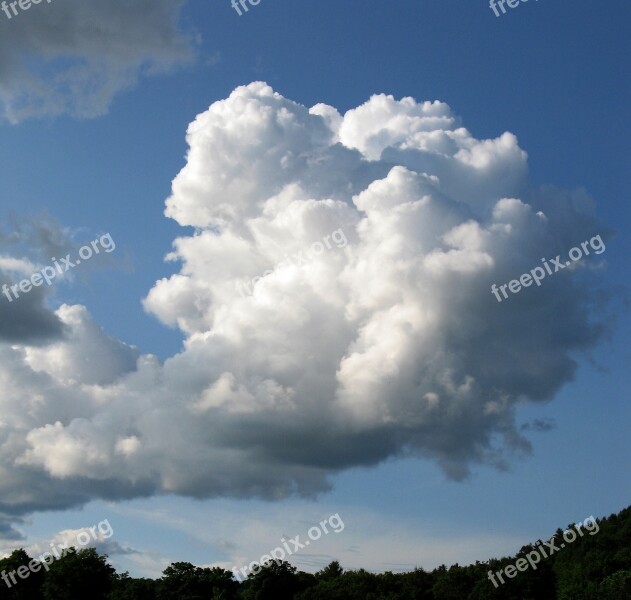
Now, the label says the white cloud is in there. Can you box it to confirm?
[0,83,614,531]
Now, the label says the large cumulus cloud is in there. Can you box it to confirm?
[0,83,614,533]
[0,0,193,122]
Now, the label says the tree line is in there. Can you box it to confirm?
[0,504,629,599]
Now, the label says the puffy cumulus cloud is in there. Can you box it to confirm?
[0,0,193,122]
[0,83,615,531]
[23,304,138,386]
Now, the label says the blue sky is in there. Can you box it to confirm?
[0,0,629,579]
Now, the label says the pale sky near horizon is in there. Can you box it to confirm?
[0,0,629,579]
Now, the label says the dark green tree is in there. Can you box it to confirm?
[315,561,343,582]
[157,562,237,600]
[431,563,477,600]
[41,547,115,600]
[0,549,44,600]
[108,572,157,600]
[598,569,631,599]
[241,560,312,600]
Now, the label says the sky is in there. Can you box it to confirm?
[0,0,629,580]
